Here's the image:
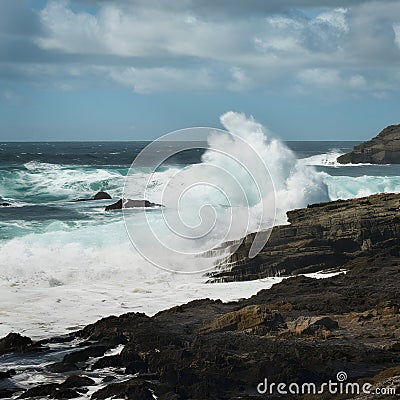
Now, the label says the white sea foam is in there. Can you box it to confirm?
[324,174,400,200]
[0,163,126,202]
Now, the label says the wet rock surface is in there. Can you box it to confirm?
[1,192,399,399]
[208,192,400,282]
[72,191,112,202]
[337,124,400,164]
[0,333,34,356]
[105,198,163,211]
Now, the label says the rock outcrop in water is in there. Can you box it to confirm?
[0,333,33,356]
[337,124,400,164]
[105,199,163,211]
[72,191,112,202]
[207,192,400,282]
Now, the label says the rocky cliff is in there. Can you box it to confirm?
[207,192,400,282]
[337,124,400,164]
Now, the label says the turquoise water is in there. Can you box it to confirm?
[1,141,400,241]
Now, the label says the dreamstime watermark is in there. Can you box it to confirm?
[257,371,397,396]
[122,126,276,273]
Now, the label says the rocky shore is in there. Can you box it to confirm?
[1,193,399,399]
[208,192,400,282]
[337,124,400,164]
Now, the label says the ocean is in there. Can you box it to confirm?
[1,134,400,339]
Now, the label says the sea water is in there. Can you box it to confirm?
[1,113,399,338]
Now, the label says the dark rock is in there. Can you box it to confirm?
[63,345,111,364]
[0,202,11,207]
[19,377,93,399]
[60,375,95,389]
[208,193,400,282]
[92,355,123,369]
[337,124,400,164]
[158,393,182,400]
[19,383,59,399]
[125,360,148,374]
[0,333,33,356]
[0,369,16,380]
[91,378,153,400]
[102,376,116,383]
[200,305,286,334]
[287,316,339,335]
[76,312,150,343]
[0,389,15,398]
[53,388,80,399]
[105,198,162,211]
[46,361,79,373]
[73,191,112,202]
[93,191,112,200]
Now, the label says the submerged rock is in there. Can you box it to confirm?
[105,198,163,211]
[337,124,400,164]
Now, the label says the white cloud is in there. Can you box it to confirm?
[298,68,340,87]
[394,23,400,49]
[108,66,214,93]
[228,67,254,91]
[315,7,349,33]
[2,0,399,95]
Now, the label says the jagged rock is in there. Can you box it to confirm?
[0,202,11,207]
[19,383,59,399]
[200,305,286,333]
[375,301,399,316]
[92,354,123,369]
[0,333,33,356]
[46,361,79,373]
[19,376,94,399]
[91,378,153,400]
[73,191,112,202]
[287,316,339,335]
[60,375,95,389]
[105,198,162,211]
[0,369,16,380]
[208,193,400,282]
[63,345,111,364]
[93,191,112,200]
[337,124,400,164]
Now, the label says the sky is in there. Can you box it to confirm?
[0,0,400,141]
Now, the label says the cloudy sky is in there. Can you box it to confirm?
[1,0,400,140]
